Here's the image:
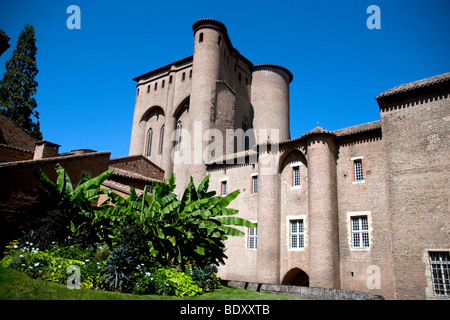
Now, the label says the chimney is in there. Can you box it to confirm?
[34,141,61,160]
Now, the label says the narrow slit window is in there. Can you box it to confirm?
[248,225,257,250]
[354,159,364,181]
[199,33,203,43]
[252,175,258,194]
[145,128,153,157]
[221,181,227,195]
[158,125,164,155]
[292,166,300,187]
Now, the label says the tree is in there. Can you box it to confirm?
[98,173,255,268]
[0,24,42,140]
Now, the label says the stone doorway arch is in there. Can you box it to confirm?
[282,268,310,286]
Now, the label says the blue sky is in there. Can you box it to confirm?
[1,0,449,158]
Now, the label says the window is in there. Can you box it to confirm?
[162,80,165,88]
[154,82,158,91]
[189,70,192,79]
[292,166,300,187]
[147,85,150,93]
[145,128,153,157]
[137,88,139,96]
[429,252,450,296]
[248,225,257,250]
[158,126,164,155]
[290,220,304,249]
[252,175,258,194]
[169,75,173,84]
[175,121,182,151]
[218,35,222,45]
[353,159,364,181]
[182,72,185,81]
[351,216,369,249]
[221,180,227,195]
[243,118,249,150]
[199,32,203,43]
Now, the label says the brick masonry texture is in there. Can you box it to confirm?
[128,19,449,300]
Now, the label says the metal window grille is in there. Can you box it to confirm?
[429,252,450,296]
[252,176,258,194]
[248,226,257,250]
[290,220,304,249]
[293,166,300,186]
[221,181,227,195]
[354,159,364,181]
[145,128,153,157]
[351,216,369,248]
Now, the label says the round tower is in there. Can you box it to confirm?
[188,19,226,183]
[305,128,340,289]
[251,64,292,144]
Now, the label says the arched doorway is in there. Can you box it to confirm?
[282,268,310,286]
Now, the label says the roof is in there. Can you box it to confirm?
[0,150,111,168]
[102,180,144,196]
[110,167,161,183]
[376,72,450,101]
[333,120,381,137]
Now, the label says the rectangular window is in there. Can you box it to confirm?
[221,180,227,196]
[252,175,258,194]
[292,166,300,187]
[429,252,450,296]
[354,159,364,181]
[290,220,304,249]
[351,216,369,249]
[248,225,257,250]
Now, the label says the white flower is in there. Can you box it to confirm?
[13,245,18,249]
[34,263,39,267]
[19,254,23,258]
[21,263,25,267]
[145,272,151,277]
[85,259,89,262]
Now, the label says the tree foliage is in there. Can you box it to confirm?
[0,24,42,139]
[98,173,255,268]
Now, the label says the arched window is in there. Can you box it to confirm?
[175,121,182,151]
[169,75,173,84]
[145,128,153,157]
[154,82,158,91]
[199,32,203,43]
[158,125,164,155]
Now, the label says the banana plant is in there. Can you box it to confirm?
[101,173,255,268]
[33,164,114,243]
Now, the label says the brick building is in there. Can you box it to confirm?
[129,19,449,300]
[0,116,163,253]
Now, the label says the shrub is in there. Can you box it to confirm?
[101,244,139,292]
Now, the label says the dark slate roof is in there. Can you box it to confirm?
[376,72,450,100]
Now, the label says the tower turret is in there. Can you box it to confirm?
[251,64,292,144]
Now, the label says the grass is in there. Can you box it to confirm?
[0,265,305,300]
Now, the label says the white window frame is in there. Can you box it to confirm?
[347,211,371,251]
[351,156,365,184]
[248,221,257,250]
[251,173,258,194]
[289,162,302,189]
[287,215,306,251]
